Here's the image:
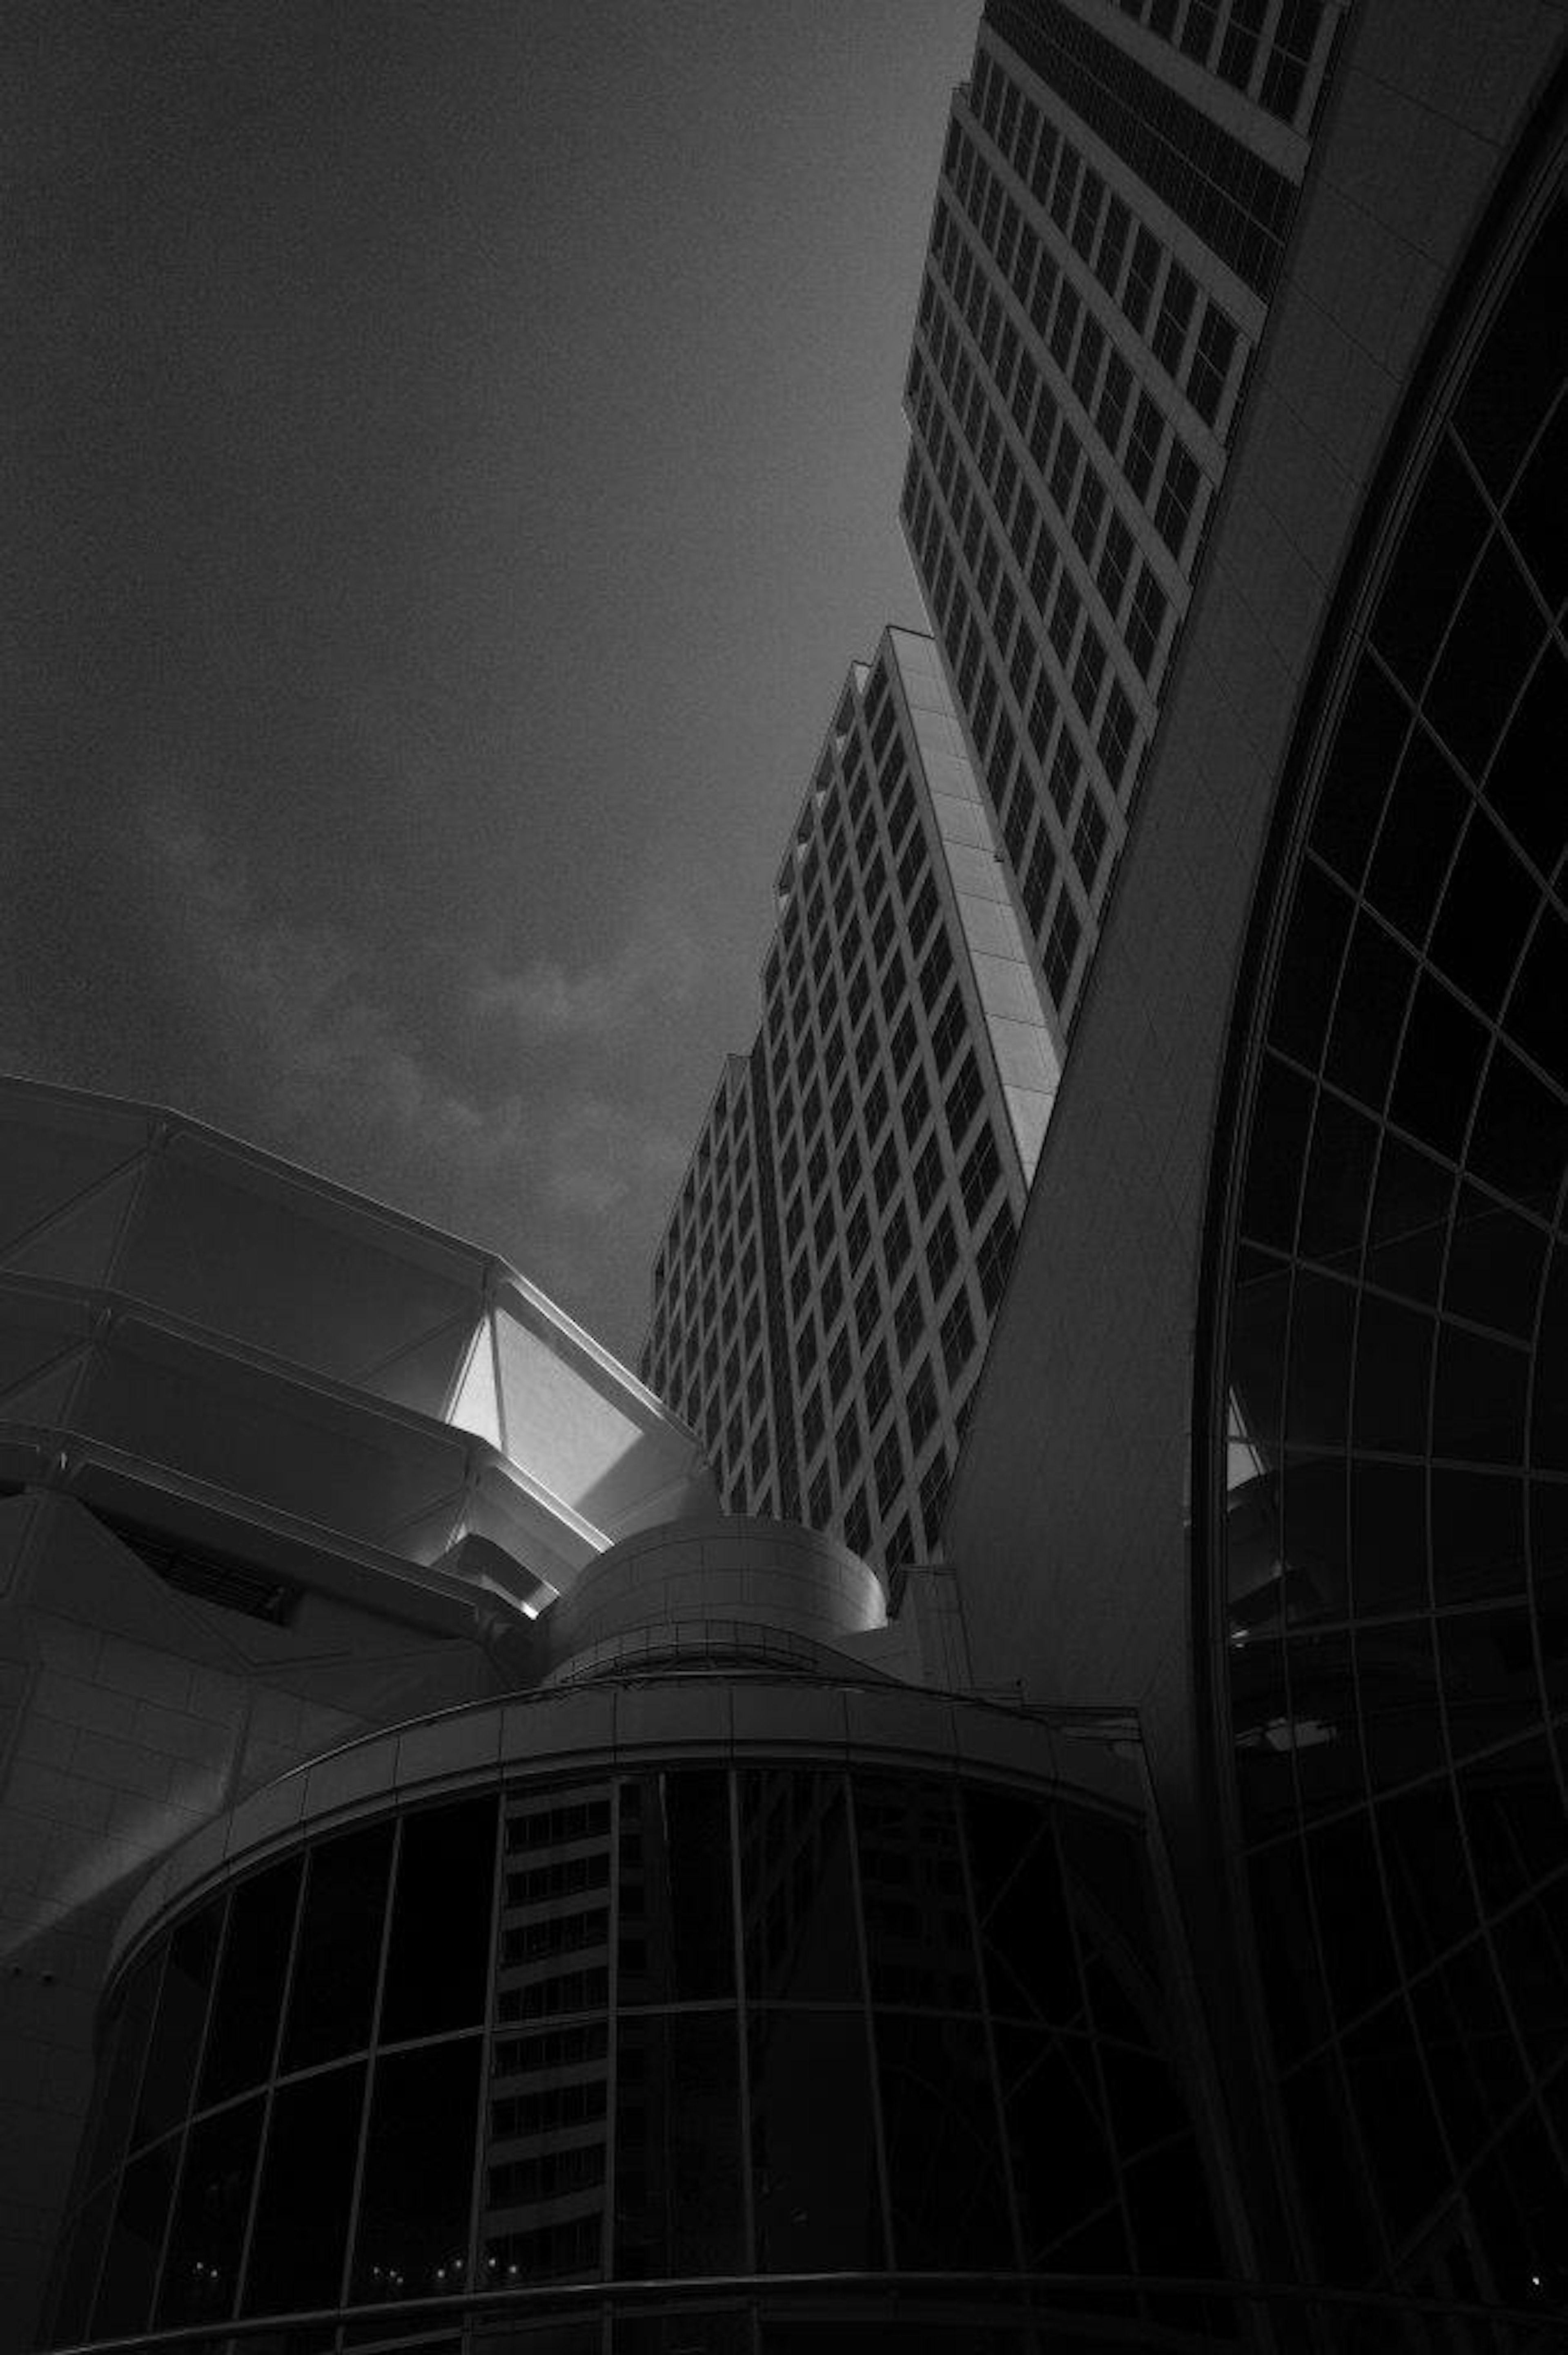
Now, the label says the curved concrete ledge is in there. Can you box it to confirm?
[542,1513,886,1673]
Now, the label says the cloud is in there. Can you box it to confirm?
[471,919,704,1043]
[136,804,693,1351]
[143,803,519,1173]
[543,1096,688,1219]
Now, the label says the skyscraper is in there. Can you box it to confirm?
[641,625,1054,1581]
[899,0,1341,1047]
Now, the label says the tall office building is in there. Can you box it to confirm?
[641,625,1055,1582]
[899,0,1342,1049]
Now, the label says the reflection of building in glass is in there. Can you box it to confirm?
[641,626,1051,1579]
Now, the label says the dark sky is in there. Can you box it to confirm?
[5,0,974,1361]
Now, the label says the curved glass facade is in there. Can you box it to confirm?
[47,1744,1221,2351]
[1214,168,1567,2320]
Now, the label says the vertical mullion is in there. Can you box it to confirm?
[601,1772,622,2355]
[954,1775,1028,2278]
[230,1855,307,2322]
[844,1765,896,2273]
[728,1767,757,2319]
[83,1932,169,2339]
[330,1814,401,2341]
[462,1788,507,2344]
[147,1897,227,2328]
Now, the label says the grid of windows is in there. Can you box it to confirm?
[53,1758,1225,2344]
[1214,205,1568,2307]
[644,633,1031,1579]
[904,4,1323,1039]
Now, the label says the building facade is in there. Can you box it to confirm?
[641,626,1055,1584]
[899,0,1342,1051]
[943,0,1567,2330]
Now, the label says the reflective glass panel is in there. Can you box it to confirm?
[739,1768,861,2003]
[381,1797,497,2042]
[354,2038,483,2303]
[243,2061,366,2313]
[134,1906,220,2149]
[281,1820,393,2071]
[615,2013,744,2277]
[156,2094,263,2323]
[619,1771,735,2004]
[749,2008,882,2271]
[198,1860,301,2106]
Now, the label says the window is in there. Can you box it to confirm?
[864,1070,889,1141]
[846,1194,871,1271]
[884,1202,912,1278]
[1021,826,1057,932]
[945,1054,983,1149]
[827,1328,853,1406]
[960,1125,1001,1224]
[1260,0,1323,123]
[1097,511,1135,618]
[1050,142,1080,232]
[890,1005,918,1078]
[1049,277,1081,371]
[976,1202,1018,1314]
[1027,672,1058,762]
[790,1254,811,1319]
[912,1131,944,1216]
[927,1206,960,1300]
[1189,303,1238,430]
[941,1286,977,1384]
[1044,889,1083,1001]
[1127,564,1169,680]
[1097,349,1133,455]
[875,1425,904,1514]
[902,1063,931,1146]
[1152,261,1196,377]
[856,1272,881,1349]
[1124,224,1161,333]
[820,1258,844,1334]
[919,929,953,1014]
[1009,480,1038,569]
[1048,730,1081,824]
[932,990,967,1077]
[1154,441,1203,562]
[893,1280,924,1365]
[802,1387,824,1458]
[908,1360,940,1453]
[1125,392,1165,502]
[1073,622,1107,722]
[918,1448,951,1548]
[1048,570,1081,666]
[1049,418,1080,515]
[1096,193,1130,295]
[1072,466,1106,561]
[808,1462,832,1526]
[1071,312,1105,410]
[842,1486,871,1560]
[1099,681,1138,794]
[873,1133,900,1211]
[864,1339,891,1426]
[1071,164,1105,262]
[834,1407,859,1485]
[1073,789,1109,892]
